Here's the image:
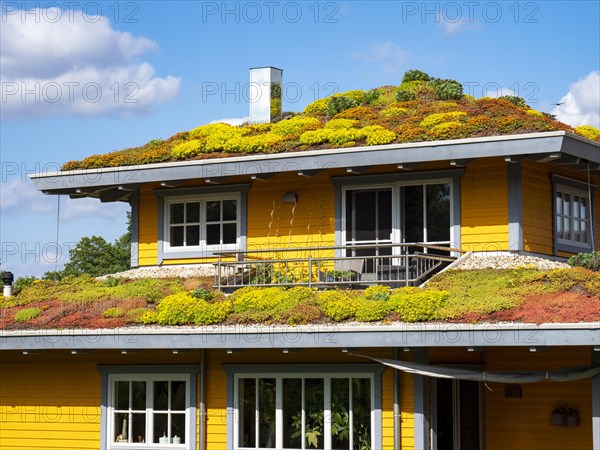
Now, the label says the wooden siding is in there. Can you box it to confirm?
[522,160,600,256]
[138,183,159,266]
[484,347,592,450]
[460,158,510,252]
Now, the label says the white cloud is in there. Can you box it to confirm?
[1,178,129,220]
[350,42,410,76]
[0,7,180,119]
[551,71,600,128]
[211,117,249,126]
[437,15,480,35]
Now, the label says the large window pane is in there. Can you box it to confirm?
[258,379,276,448]
[153,413,168,443]
[223,223,237,244]
[305,379,324,450]
[171,381,186,411]
[206,201,220,222]
[352,379,371,450]
[116,381,129,410]
[239,379,256,448]
[132,381,146,410]
[223,200,237,220]
[404,185,423,243]
[331,379,350,450]
[171,203,184,224]
[187,202,200,222]
[206,224,220,245]
[283,379,302,449]
[377,190,392,241]
[131,413,146,444]
[171,226,184,247]
[426,184,450,242]
[153,381,168,410]
[186,225,200,246]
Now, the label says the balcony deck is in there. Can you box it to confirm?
[214,243,461,291]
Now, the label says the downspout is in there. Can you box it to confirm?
[200,349,206,450]
[393,348,401,450]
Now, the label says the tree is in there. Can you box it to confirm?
[43,213,131,279]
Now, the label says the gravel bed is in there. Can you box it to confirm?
[97,265,216,280]
[98,254,569,281]
[455,254,569,271]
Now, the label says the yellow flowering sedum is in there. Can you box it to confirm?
[171,139,203,159]
[380,106,408,117]
[299,128,334,145]
[429,121,465,140]
[526,109,544,117]
[420,111,468,128]
[575,125,600,141]
[303,98,329,115]
[324,118,359,129]
[270,116,322,136]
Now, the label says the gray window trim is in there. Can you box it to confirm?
[223,363,384,450]
[332,169,463,257]
[129,190,139,268]
[551,175,596,254]
[98,365,198,450]
[155,184,250,264]
[508,162,523,251]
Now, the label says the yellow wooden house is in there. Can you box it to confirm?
[2,68,599,450]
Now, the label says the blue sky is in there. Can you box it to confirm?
[1,1,599,277]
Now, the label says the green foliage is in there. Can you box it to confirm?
[14,307,41,322]
[364,88,380,104]
[231,286,313,322]
[102,307,124,318]
[389,287,449,322]
[395,89,417,102]
[191,287,214,301]
[499,95,527,107]
[568,252,600,271]
[355,299,391,322]
[12,276,36,295]
[13,276,180,306]
[326,96,359,118]
[126,307,150,322]
[280,303,323,325]
[364,285,391,301]
[402,70,431,83]
[317,290,360,321]
[428,78,463,100]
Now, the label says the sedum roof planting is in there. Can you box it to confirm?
[61,70,600,171]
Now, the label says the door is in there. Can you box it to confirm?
[433,379,482,450]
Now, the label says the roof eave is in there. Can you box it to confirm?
[29,131,600,199]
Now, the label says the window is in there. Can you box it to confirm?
[164,193,241,253]
[98,368,196,450]
[343,182,452,249]
[226,365,383,450]
[553,176,595,253]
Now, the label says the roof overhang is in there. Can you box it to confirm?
[29,131,600,201]
[1,322,599,351]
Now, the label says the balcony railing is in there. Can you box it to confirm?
[213,243,460,290]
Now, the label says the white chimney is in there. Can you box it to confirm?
[249,66,283,124]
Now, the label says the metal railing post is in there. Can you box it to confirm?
[217,256,222,290]
[308,254,312,288]
[405,246,410,286]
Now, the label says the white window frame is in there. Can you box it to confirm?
[225,364,383,450]
[341,178,454,249]
[163,193,241,254]
[553,175,595,254]
[104,372,193,449]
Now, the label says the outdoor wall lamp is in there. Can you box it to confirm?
[2,271,14,298]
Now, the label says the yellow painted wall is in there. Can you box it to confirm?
[138,183,160,266]
[522,160,600,256]
[0,350,202,450]
[461,158,510,252]
[484,347,592,450]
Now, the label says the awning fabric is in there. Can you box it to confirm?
[354,355,600,383]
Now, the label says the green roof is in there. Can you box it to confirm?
[61,70,600,171]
